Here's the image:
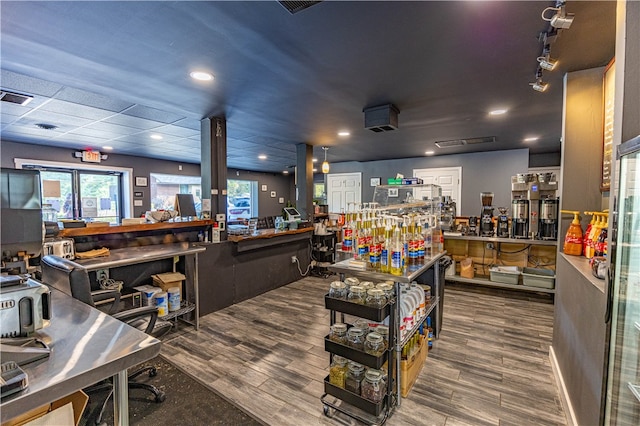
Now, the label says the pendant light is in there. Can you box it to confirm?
[321,146,330,174]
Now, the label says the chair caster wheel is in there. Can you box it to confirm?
[323,405,333,417]
[155,391,166,403]
[149,368,157,377]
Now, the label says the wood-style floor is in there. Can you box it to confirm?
[161,276,566,425]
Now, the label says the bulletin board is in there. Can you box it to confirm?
[601,58,615,192]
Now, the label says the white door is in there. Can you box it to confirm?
[327,172,361,213]
[413,167,462,203]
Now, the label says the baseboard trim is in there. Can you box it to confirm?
[550,345,578,426]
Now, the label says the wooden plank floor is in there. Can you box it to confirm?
[162,276,566,425]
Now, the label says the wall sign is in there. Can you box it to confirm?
[601,58,615,192]
[135,176,148,187]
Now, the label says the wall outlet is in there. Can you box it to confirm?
[486,243,494,250]
[96,269,109,282]
[291,256,297,264]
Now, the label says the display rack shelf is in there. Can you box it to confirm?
[446,274,555,294]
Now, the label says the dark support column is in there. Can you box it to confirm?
[295,143,313,220]
[201,116,228,239]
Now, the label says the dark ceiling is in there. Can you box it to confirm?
[0,1,616,173]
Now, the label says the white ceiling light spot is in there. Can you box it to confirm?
[312,158,318,163]
[190,71,214,81]
[425,150,435,155]
[312,168,318,173]
[150,134,163,140]
[102,146,113,150]
[524,137,539,142]
[283,170,289,175]
[489,109,508,116]
[338,131,350,137]
[258,154,267,160]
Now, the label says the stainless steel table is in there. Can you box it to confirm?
[75,242,206,330]
[0,288,161,426]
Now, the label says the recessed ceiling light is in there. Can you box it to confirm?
[425,150,435,155]
[258,154,267,160]
[338,131,350,137]
[489,109,508,116]
[102,146,113,151]
[150,134,163,140]
[190,71,214,81]
[283,170,289,175]
[312,168,318,173]
[524,137,539,142]
[312,158,318,163]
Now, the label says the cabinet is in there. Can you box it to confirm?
[444,234,557,293]
[323,253,444,424]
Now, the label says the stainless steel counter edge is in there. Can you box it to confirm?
[443,234,558,246]
[0,288,161,423]
[328,252,446,283]
[74,242,206,271]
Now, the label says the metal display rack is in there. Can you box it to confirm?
[321,253,444,424]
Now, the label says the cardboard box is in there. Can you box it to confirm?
[151,272,185,293]
[2,390,88,426]
[400,336,428,397]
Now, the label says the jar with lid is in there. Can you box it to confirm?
[344,362,365,395]
[376,325,389,348]
[376,282,395,300]
[329,355,349,388]
[364,332,385,356]
[347,285,366,304]
[365,288,387,308]
[329,281,347,299]
[361,369,385,402]
[353,318,370,334]
[346,327,365,351]
[359,281,374,292]
[329,323,348,344]
[344,277,360,288]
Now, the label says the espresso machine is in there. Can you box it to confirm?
[467,216,478,236]
[438,196,457,231]
[480,192,494,237]
[511,173,559,239]
[496,207,510,238]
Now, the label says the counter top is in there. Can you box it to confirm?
[0,287,160,423]
[58,219,214,238]
[559,252,605,293]
[227,227,312,242]
[73,242,206,271]
[328,251,446,283]
[443,233,558,246]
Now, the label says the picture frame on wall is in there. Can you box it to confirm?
[135,176,148,187]
[388,187,398,197]
[370,177,381,187]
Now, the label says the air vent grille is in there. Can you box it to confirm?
[364,104,399,132]
[435,136,496,148]
[278,1,322,14]
[0,90,33,106]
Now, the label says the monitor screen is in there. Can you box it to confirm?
[175,193,197,218]
[283,207,301,220]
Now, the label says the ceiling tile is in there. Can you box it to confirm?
[1,70,63,97]
[40,99,117,121]
[54,86,134,112]
[122,104,186,124]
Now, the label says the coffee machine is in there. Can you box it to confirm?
[438,196,457,231]
[467,216,478,236]
[511,173,559,239]
[480,192,494,237]
[496,207,510,238]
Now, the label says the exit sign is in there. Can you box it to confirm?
[82,150,101,163]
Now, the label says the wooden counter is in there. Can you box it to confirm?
[58,219,214,237]
[228,227,313,253]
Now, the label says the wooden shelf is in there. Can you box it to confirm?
[446,274,555,294]
[59,219,214,237]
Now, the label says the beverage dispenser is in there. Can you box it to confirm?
[539,198,559,240]
[511,199,529,238]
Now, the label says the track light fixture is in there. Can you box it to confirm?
[537,46,557,71]
[321,147,330,174]
[530,68,548,92]
[541,1,574,29]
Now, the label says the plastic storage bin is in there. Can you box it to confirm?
[489,266,521,284]
[522,267,555,289]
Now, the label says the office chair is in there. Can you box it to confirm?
[40,255,172,424]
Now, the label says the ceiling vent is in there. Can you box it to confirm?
[278,1,322,14]
[364,104,399,132]
[435,136,496,148]
[0,89,33,106]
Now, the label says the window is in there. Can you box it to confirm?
[314,182,326,204]
[149,174,258,221]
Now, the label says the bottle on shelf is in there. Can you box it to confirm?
[329,355,349,388]
[594,213,609,257]
[426,316,434,351]
[390,221,404,276]
[416,218,426,263]
[561,210,583,256]
[582,212,597,257]
[369,219,381,270]
[342,211,354,254]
